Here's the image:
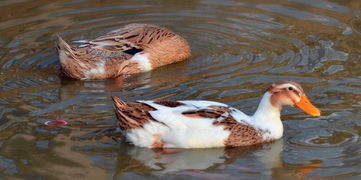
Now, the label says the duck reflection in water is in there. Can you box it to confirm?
[110,139,320,179]
[112,140,284,177]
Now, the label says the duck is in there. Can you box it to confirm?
[112,81,321,148]
[56,23,191,80]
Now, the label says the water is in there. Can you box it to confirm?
[0,0,361,179]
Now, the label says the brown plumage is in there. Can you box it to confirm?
[57,23,191,80]
[221,117,268,147]
[112,96,157,130]
[153,100,185,107]
[112,96,173,132]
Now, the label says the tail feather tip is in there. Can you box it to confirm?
[56,34,71,51]
[112,96,126,106]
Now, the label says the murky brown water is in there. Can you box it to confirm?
[0,0,361,179]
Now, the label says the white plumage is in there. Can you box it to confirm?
[112,81,321,148]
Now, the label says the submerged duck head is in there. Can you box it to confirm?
[266,80,321,116]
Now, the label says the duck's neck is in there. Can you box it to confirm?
[251,92,284,139]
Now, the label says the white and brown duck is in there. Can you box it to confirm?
[112,81,321,148]
[56,23,191,80]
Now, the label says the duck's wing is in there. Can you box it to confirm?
[77,23,176,55]
[112,97,232,131]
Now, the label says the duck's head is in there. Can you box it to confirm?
[267,81,321,116]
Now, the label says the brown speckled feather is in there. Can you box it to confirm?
[57,23,191,80]
[112,96,170,131]
[92,24,176,51]
[153,100,185,108]
[112,96,156,130]
[181,105,231,119]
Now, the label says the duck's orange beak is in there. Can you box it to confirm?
[294,95,321,116]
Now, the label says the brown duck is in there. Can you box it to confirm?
[56,23,191,80]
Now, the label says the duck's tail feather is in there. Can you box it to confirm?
[56,34,78,63]
[56,35,87,79]
[111,96,157,130]
[112,96,127,108]
[112,96,139,130]
[56,35,73,53]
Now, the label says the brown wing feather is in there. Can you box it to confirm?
[153,100,185,108]
[181,106,232,119]
[219,117,266,147]
[112,96,155,130]
[88,23,175,53]
[112,96,168,131]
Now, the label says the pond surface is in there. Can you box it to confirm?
[1,0,361,179]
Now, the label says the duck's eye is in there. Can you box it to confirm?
[288,87,294,91]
